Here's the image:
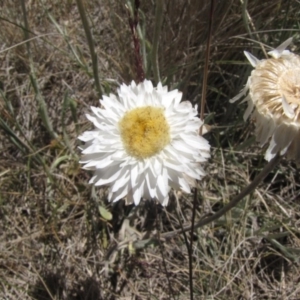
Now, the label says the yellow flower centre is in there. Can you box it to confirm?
[119,106,170,159]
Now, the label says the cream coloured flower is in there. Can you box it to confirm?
[231,38,300,162]
[78,80,210,206]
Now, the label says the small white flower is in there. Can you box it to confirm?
[231,38,300,162]
[78,80,210,206]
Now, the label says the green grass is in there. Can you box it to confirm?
[1,0,300,299]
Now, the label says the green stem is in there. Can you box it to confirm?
[20,0,57,139]
[75,0,102,99]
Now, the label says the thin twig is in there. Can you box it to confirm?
[241,0,268,57]
[156,206,175,300]
[199,0,215,120]
[176,194,194,300]
[152,0,164,83]
[188,188,197,300]
[189,1,215,299]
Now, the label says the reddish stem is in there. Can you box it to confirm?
[128,0,145,83]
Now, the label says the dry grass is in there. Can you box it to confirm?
[1,0,300,299]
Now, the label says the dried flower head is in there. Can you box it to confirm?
[231,38,300,162]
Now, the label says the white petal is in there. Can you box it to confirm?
[143,80,153,93]
[101,95,125,113]
[229,79,250,103]
[130,164,139,186]
[145,172,156,199]
[244,51,260,68]
[178,177,191,193]
[172,140,196,154]
[160,195,169,206]
[94,167,124,186]
[176,101,193,112]
[111,171,130,192]
[183,165,201,180]
[276,124,296,153]
[163,145,185,161]
[157,171,169,198]
[78,131,97,142]
[131,181,145,205]
[180,133,208,149]
[161,90,181,108]
[268,37,293,59]
[164,160,184,172]
[255,115,275,146]
[240,93,251,105]
[110,184,129,202]
[265,136,278,161]
[282,95,295,119]
[243,99,254,121]
[83,156,113,169]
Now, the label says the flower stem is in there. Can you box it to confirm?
[164,154,282,239]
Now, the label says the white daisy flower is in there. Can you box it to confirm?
[78,80,210,206]
[231,38,300,162]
